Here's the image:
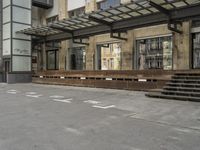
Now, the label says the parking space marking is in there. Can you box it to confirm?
[50,95,65,99]
[7,90,17,94]
[26,92,37,95]
[84,100,101,105]
[26,95,43,98]
[92,105,116,109]
[52,98,73,103]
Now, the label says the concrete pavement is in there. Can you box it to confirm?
[0,83,200,150]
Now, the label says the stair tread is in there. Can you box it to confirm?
[171,79,200,81]
[172,76,200,79]
[175,73,200,76]
[146,93,200,102]
[162,89,200,93]
[166,82,200,86]
[164,86,200,91]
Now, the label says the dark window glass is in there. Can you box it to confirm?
[47,50,59,70]
[46,15,58,25]
[68,7,85,18]
[46,41,60,70]
[69,47,86,70]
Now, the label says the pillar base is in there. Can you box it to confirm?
[7,73,32,84]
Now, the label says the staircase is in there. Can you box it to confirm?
[146,72,200,102]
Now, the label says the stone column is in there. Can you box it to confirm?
[58,0,69,70]
[121,31,134,70]
[173,21,191,70]
[85,0,97,70]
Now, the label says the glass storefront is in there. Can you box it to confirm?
[136,36,172,70]
[97,42,121,70]
[192,32,200,69]
[69,47,86,70]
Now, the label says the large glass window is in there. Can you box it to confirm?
[97,0,120,10]
[136,36,172,70]
[193,33,200,69]
[68,7,85,18]
[69,47,86,70]
[97,42,121,70]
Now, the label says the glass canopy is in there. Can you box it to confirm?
[18,0,200,36]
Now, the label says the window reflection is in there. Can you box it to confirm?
[193,33,200,69]
[97,42,121,70]
[136,36,172,70]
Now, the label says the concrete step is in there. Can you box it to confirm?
[146,92,200,102]
[164,86,200,92]
[172,76,200,80]
[175,73,200,76]
[161,90,200,97]
[170,79,200,84]
[166,82,200,88]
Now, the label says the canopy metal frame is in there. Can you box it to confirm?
[18,0,200,42]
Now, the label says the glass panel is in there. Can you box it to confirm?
[12,6,31,24]
[139,9,151,15]
[3,7,10,23]
[129,12,141,17]
[13,39,31,56]
[12,56,31,71]
[3,0,10,7]
[98,43,121,70]
[136,36,172,70]
[193,33,200,69]
[13,23,31,40]
[108,9,121,15]
[3,23,11,39]
[69,47,86,70]
[117,7,131,12]
[98,0,120,10]
[99,11,112,17]
[3,39,11,56]
[12,0,31,9]
[185,0,200,5]
[47,51,59,70]
[173,2,187,7]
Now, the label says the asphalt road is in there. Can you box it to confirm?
[0,83,200,150]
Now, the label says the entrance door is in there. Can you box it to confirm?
[192,33,200,69]
[3,60,10,83]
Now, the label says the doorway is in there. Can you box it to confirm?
[3,60,11,83]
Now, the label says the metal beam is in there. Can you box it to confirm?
[88,15,112,26]
[49,25,73,34]
[149,1,170,16]
[40,4,200,42]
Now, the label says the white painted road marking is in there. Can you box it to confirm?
[26,95,43,98]
[7,90,17,94]
[84,100,101,105]
[50,95,65,99]
[26,92,37,95]
[52,98,73,103]
[92,105,116,109]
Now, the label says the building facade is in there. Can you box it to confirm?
[1,0,200,89]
